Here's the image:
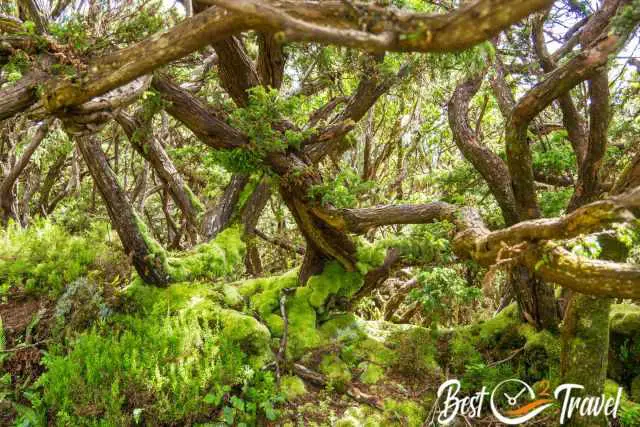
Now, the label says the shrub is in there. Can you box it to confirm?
[38,282,280,425]
[0,220,123,297]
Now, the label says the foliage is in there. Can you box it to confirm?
[0,220,122,297]
[539,188,572,217]
[167,226,246,282]
[532,136,576,176]
[50,18,92,53]
[409,267,482,328]
[309,169,374,208]
[38,282,280,425]
[1,50,30,83]
[213,87,312,173]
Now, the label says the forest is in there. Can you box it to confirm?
[0,0,639,425]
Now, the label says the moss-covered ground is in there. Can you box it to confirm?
[1,222,640,425]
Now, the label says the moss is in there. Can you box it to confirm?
[280,375,307,401]
[217,283,243,309]
[359,362,384,385]
[265,313,285,337]
[167,227,245,282]
[381,399,425,426]
[448,330,483,372]
[215,308,273,368]
[610,304,640,336]
[605,380,640,427]
[320,315,398,368]
[388,327,440,378]
[470,303,521,349]
[562,295,612,399]
[134,212,170,273]
[336,406,382,427]
[287,287,322,359]
[239,269,299,318]
[185,185,205,216]
[307,261,363,310]
[319,354,352,392]
[519,325,561,383]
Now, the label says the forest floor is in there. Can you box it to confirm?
[0,226,639,426]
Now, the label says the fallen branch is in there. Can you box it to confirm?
[293,363,384,410]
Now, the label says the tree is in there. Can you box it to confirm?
[1,1,640,423]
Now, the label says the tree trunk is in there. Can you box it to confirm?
[0,120,49,225]
[77,136,171,286]
[240,178,272,276]
[561,234,626,427]
[117,113,203,232]
[510,264,560,331]
[201,173,249,240]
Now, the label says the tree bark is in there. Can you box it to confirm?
[240,178,272,276]
[116,112,203,231]
[0,120,49,225]
[201,173,250,240]
[77,136,171,286]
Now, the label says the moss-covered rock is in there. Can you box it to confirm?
[608,304,640,393]
[307,261,363,309]
[334,399,426,427]
[280,375,307,401]
[611,304,640,336]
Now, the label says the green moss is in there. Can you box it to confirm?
[265,313,285,337]
[320,315,398,367]
[287,286,322,359]
[215,308,273,368]
[610,304,640,336]
[605,380,640,427]
[185,185,205,216]
[307,261,363,309]
[518,325,561,383]
[381,399,425,426]
[167,227,245,282]
[470,303,521,348]
[217,283,243,308]
[359,362,384,385]
[134,212,170,273]
[319,354,352,392]
[448,330,483,372]
[280,375,307,401]
[0,220,124,297]
[336,406,382,427]
[38,282,276,425]
[239,268,299,318]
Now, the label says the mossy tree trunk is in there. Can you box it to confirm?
[561,295,612,427]
[77,136,171,286]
